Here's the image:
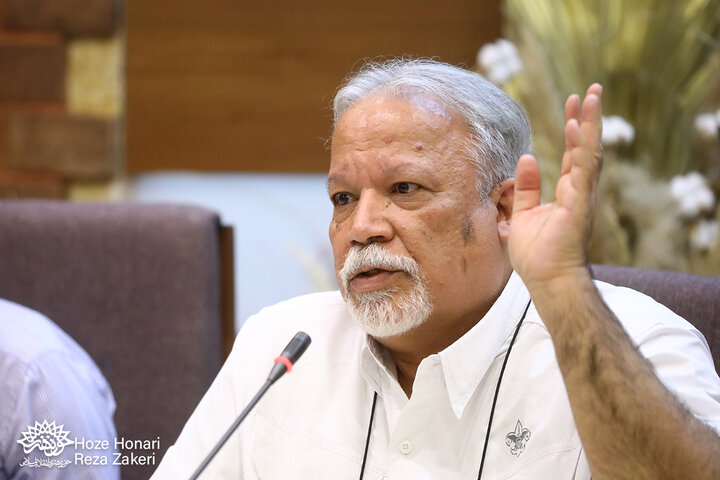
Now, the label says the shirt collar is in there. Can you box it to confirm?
[360,333,395,394]
[439,271,530,418]
[358,271,531,417]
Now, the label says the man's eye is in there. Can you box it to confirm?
[332,192,352,206]
[394,182,419,194]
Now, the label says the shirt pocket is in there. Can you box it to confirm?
[251,414,383,480]
[496,442,586,480]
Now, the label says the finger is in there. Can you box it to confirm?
[564,94,580,124]
[566,119,595,193]
[585,83,603,99]
[561,150,573,176]
[564,94,580,152]
[512,154,542,215]
[580,84,603,157]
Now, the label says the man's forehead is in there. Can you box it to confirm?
[328,92,473,186]
[335,91,457,129]
[331,92,466,153]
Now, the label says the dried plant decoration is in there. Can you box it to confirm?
[477,0,720,272]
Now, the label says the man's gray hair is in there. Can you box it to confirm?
[332,58,532,198]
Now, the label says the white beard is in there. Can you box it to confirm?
[338,243,433,338]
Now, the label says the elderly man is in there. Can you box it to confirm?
[152,59,720,479]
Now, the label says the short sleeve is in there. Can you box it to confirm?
[598,283,720,434]
[1,352,119,480]
[637,323,720,433]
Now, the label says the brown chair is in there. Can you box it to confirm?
[0,200,234,480]
[591,264,720,372]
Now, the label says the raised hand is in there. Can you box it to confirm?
[508,84,603,293]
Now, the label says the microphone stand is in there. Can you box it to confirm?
[188,331,311,480]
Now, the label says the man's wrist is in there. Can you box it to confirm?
[522,265,595,303]
[522,265,613,343]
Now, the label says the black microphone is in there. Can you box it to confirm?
[267,331,312,382]
[188,331,311,480]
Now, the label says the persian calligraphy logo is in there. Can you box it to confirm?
[17,420,73,457]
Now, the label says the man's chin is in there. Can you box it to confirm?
[344,291,432,339]
[344,286,398,306]
[353,318,424,339]
[360,320,424,339]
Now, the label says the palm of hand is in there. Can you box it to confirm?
[508,85,603,291]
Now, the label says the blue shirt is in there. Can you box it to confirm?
[0,299,119,480]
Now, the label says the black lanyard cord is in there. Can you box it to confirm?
[477,298,531,479]
[358,298,532,480]
[359,390,378,480]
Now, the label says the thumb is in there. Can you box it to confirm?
[512,154,542,216]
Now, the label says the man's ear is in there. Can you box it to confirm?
[489,178,515,243]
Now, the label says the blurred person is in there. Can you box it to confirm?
[153,59,720,479]
[0,299,118,479]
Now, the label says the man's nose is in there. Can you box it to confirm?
[349,190,393,245]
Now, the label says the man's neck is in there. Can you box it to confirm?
[377,288,505,398]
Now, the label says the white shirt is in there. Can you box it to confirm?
[151,273,720,479]
[0,299,119,480]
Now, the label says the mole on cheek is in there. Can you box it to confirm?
[461,218,474,242]
[385,201,391,208]
[414,143,423,152]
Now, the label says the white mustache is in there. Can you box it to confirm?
[339,243,421,292]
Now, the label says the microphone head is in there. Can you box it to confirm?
[281,331,312,364]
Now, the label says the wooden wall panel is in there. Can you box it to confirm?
[126,1,502,173]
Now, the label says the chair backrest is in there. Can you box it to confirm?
[0,200,234,480]
[591,264,720,372]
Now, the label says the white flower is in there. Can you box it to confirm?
[690,220,719,251]
[670,171,716,218]
[601,116,635,146]
[695,113,718,139]
[477,39,523,85]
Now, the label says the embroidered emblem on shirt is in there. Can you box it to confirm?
[505,420,531,457]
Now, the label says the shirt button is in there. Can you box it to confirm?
[399,440,412,455]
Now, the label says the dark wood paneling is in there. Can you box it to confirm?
[126,1,502,173]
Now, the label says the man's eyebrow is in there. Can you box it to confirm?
[326,174,344,192]
[383,161,438,181]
